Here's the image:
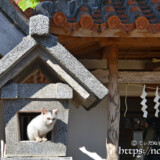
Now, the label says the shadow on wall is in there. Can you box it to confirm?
[53,119,67,145]
[67,97,108,160]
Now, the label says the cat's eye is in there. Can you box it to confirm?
[47,118,51,120]
[53,118,56,121]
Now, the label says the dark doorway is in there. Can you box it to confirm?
[119,97,160,160]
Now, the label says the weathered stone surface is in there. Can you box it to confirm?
[40,56,90,100]
[1,82,18,99]
[0,36,37,76]
[2,157,72,160]
[29,15,49,36]
[18,83,73,99]
[0,36,37,89]
[56,83,73,99]
[4,99,69,157]
[36,35,109,100]
[1,82,73,99]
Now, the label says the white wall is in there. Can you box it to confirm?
[67,98,108,160]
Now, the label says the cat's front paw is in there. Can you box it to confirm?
[42,137,48,142]
[36,137,42,142]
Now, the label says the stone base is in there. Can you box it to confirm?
[2,157,72,160]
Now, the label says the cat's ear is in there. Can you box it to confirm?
[42,108,47,115]
[53,109,58,115]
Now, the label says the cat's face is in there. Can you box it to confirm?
[41,108,58,126]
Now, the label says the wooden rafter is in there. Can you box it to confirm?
[57,35,160,60]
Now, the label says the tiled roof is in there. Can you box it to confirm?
[12,0,160,33]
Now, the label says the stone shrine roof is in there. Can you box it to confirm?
[0,15,108,109]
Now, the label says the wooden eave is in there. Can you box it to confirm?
[6,0,160,60]
[57,35,160,60]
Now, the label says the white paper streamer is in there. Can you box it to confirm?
[154,87,160,118]
[140,85,148,118]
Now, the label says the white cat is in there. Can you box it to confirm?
[27,108,58,142]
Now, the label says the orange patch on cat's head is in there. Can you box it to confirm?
[42,108,47,115]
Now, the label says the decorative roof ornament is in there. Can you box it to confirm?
[29,14,49,36]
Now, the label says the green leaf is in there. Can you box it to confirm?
[26,1,33,7]
[18,0,27,11]
[18,0,40,11]
[32,1,40,9]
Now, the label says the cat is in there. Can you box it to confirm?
[27,108,58,142]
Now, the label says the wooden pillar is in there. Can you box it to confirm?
[105,45,120,160]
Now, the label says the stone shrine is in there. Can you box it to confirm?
[0,15,108,160]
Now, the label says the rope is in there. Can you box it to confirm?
[127,83,157,90]
[123,83,158,117]
[124,84,128,117]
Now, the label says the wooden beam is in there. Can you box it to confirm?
[57,35,160,59]
[81,59,152,70]
[119,72,160,83]
[75,50,103,59]
[118,84,156,97]
[51,26,160,38]
[58,35,160,49]
[80,59,107,69]
[92,70,160,84]
[118,51,160,59]
[106,45,120,160]
[118,60,151,70]
[99,37,160,48]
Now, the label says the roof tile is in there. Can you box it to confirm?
[11,0,160,33]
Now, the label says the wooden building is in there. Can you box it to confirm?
[1,0,160,160]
